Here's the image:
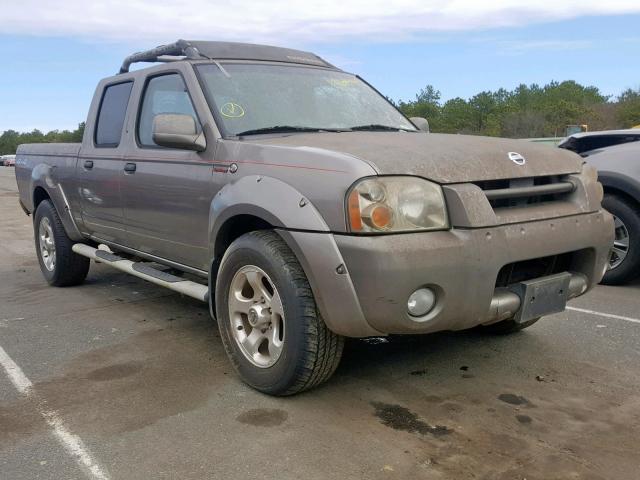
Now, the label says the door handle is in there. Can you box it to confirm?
[83,160,94,169]
[124,163,137,173]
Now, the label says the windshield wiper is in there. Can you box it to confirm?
[236,126,346,136]
[349,124,414,132]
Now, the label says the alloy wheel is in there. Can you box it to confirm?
[228,265,285,368]
[609,215,630,270]
[38,217,56,271]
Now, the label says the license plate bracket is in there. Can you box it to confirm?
[508,272,572,323]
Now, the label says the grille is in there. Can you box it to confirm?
[474,175,575,209]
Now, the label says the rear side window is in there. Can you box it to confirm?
[138,74,199,147]
[95,81,133,147]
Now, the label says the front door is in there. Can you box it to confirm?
[121,72,215,271]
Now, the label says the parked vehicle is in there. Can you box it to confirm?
[15,40,613,395]
[2,155,16,166]
[559,129,640,284]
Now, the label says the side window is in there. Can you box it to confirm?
[138,74,199,147]
[95,81,133,147]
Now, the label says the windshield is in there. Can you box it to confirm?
[196,63,416,136]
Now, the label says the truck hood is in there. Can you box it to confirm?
[245,132,583,183]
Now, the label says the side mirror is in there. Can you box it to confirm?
[410,117,429,133]
[152,113,207,151]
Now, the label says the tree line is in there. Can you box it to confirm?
[1,81,639,154]
[0,123,85,155]
[396,81,640,137]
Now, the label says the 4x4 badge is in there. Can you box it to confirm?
[508,152,526,165]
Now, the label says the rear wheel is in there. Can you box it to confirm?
[601,194,640,285]
[34,200,90,286]
[215,230,344,396]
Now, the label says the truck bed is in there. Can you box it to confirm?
[16,142,81,158]
[15,143,83,241]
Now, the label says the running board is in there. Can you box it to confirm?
[72,244,208,303]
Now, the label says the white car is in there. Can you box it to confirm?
[1,155,16,166]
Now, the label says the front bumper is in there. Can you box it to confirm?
[331,210,613,335]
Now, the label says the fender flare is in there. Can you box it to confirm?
[30,163,84,241]
[598,171,640,204]
[208,175,330,259]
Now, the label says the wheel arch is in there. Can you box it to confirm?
[29,164,84,242]
[208,175,330,260]
[209,213,276,294]
[31,184,84,242]
[599,171,640,209]
[33,186,52,210]
[207,175,330,319]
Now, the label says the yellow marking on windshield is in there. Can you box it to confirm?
[326,78,358,88]
[221,102,245,118]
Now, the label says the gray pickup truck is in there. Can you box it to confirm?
[16,40,613,395]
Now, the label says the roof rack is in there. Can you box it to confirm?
[119,39,203,74]
[119,40,335,74]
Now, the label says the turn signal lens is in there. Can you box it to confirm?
[348,189,363,232]
[363,203,393,230]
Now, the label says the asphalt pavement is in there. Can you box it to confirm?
[1,167,639,480]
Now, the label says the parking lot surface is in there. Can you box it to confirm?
[1,167,639,480]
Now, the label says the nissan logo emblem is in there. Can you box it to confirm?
[508,152,526,165]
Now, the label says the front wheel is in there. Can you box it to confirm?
[33,200,90,286]
[215,230,344,395]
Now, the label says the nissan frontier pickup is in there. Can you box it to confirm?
[15,40,613,395]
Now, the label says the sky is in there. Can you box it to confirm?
[1,1,639,132]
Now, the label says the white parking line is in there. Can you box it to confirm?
[566,306,640,325]
[0,344,110,480]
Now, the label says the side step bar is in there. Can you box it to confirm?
[72,244,209,303]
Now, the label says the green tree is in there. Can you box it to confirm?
[398,80,615,137]
[398,85,442,129]
[0,123,85,155]
[468,91,500,134]
[439,98,473,133]
[541,83,594,133]
[616,88,640,128]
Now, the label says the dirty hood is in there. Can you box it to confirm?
[245,132,583,183]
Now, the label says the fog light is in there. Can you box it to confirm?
[407,288,436,317]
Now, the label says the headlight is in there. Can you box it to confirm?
[347,176,449,233]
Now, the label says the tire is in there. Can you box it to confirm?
[480,317,540,335]
[215,230,344,395]
[601,194,640,285]
[33,200,90,287]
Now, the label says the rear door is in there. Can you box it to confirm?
[121,70,216,271]
[77,80,133,244]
